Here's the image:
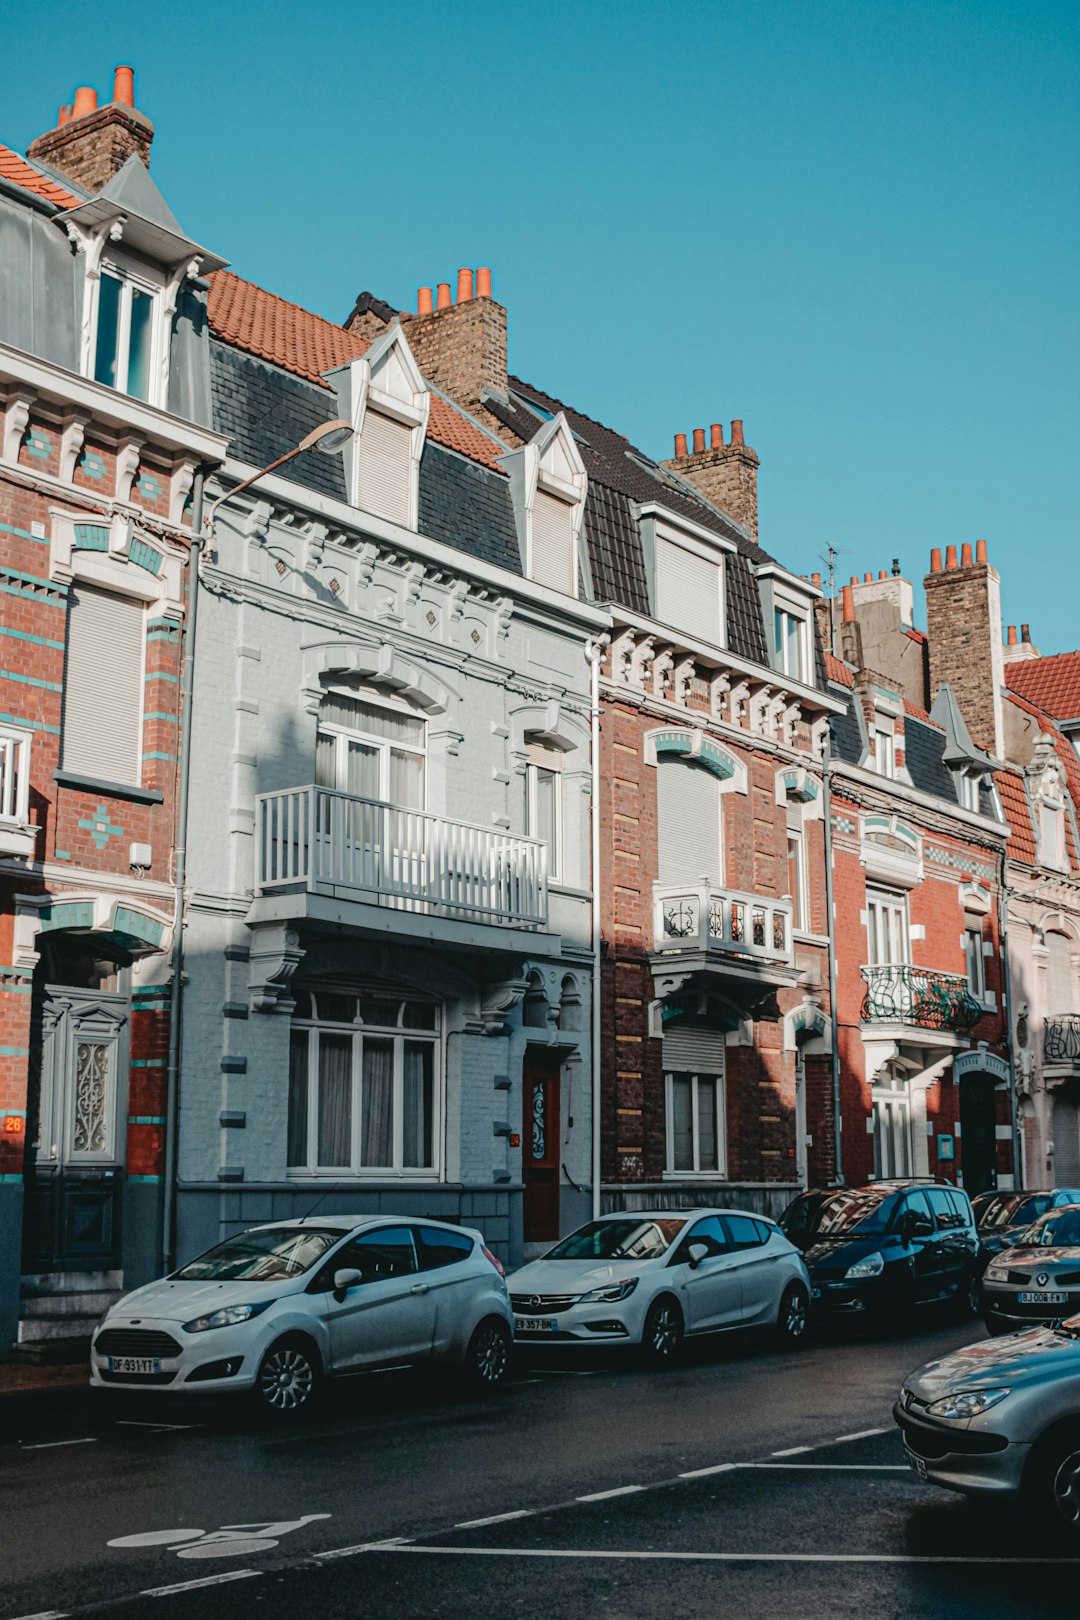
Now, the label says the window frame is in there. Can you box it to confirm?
[787,824,809,934]
[524,739,564,882]
[60,581,147,788]
[964,917,986,1001]
[873,717,896,779]
[90,253,165,405]
[316,687,427,808]
[773,602,809,683]
[664,1069,728,1178]
[866,887,910,966]
[0,725,31,825]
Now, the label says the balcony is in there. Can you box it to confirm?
[861,964,983,1033]
[256,786,548,931]
[653,882,794,967]
[1045,1015,1080,1067]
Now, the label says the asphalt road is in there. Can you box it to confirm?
[3,1312,1077,1618]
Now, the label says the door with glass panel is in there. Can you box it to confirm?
[866,889,911,1018]
[872,1074,912,1179]
[314,692,426,901]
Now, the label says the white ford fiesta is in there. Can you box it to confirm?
[90,1216,513,1415]
[510,1210,811,1362]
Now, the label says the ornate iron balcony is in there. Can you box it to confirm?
[861,964,983,1032]
[1045,1014,1080,1064]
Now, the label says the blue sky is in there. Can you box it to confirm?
[7,1,1079,651]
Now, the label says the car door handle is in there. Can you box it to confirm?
[410,1282,429,1294]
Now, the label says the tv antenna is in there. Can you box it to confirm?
[818,542,852,656]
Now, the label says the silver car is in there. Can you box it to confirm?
[895,1319,1080,1531]
[981,1203,1080,1334]
[91,1216,513,1415]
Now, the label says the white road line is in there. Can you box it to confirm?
[739,1464,908,1472]
[454,1510,535,1529]
[8,1611,69,1618]
[678,1464,737,1480]
[115,1421,201,1432]
[141,1569,262,1596]
[18,1438,97,1451]
[314,1538,412,1561]
[576,1485,646,1502]
[832,1428,887,1443]
[770,1445,813,1457]
[371,1545,1080,1566]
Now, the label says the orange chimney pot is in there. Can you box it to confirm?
[72,86,98,120]
[811,572,822,587]
[879,570,887,580]
[113,65,134,107]
[976,538,988,564]
[710,423,724,449]
[930,548,943,573]
[842,585,856,624]
[692,428,706,454]
[476,267,492,298]
[57,104,73,126]
[436,283,452,311]
[417,287,434,316]
[961,541,974,567]
[1006,625,1018,645]
[456,268,473,304]
[674,432,688,458]
[1021,623,1031,642]
[730,419,744,446]
[945,544,959,569]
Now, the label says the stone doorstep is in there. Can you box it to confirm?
[20,1290,121,1319]
[17,1315,103,1344]
[21,1270,123,1294]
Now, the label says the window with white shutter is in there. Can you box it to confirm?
[61,584,145,784]
[357,409,413,526]
[657,759,722,885]
[1046,932,1075,1015]
[530,490,577,595]
[655,538,722,644]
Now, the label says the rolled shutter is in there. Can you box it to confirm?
[655,539,720,643]
[1046,933,1074,1014]
[657,760,721,885]
[530,491,577,595]
[358,409,412,526]
[663,1025,727,1072]
[61,585,144,784]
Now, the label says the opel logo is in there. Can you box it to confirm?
[1036,1272,1049,1287]
[528,1296,542,1311]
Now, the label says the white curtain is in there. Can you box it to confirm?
[403,1041,433,1168]
[361,1038,394,1167]
[317,1033,352,1167]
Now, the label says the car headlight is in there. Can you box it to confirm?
[844,1252,884,1280]
[925,1386,1012,1420]
[577,1278,639,1304]
[984,1260,1008,1280]
[182,1302,272,1333]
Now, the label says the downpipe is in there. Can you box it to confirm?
[588,636,607,1222]
[822,741,843,1186]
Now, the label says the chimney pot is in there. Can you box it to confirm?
[945,544,959,569]
[930,548,943,573]
[57,104,72,126]
[864,573,873,583]
[842,585,856,624]
[456,268,474,304]
[961,541,974,567]
[1021,624,1031,642]
[476,267,492,298]
[112,65,135,107]
[710,422,724,448]
[730,419,744,446]
[850,576,858,587]
[72,86,98,120]
[976,537,988,564]
[674,432,688,458]
[417,287,434,316]
[878,569,887,580]
[692,427,706,454]
[1007,625,1018,646]
[436,282,452,311]
[811,572,822,587]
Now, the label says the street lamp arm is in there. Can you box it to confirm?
[204,418,354,533]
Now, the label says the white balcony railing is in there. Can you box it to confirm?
[256,785,548,930]
[653,882,793,965]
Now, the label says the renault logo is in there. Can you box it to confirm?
[1036,1272,1049,1287]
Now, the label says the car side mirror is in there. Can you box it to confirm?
[332,1266,363,1300]
[907,1214,934,1240]
[687,1242,710,1270]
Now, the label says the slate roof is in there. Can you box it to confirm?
[209,340,349,503]
[418,441,521,574]
[826,677,991,814]
[1006,652,1080,723]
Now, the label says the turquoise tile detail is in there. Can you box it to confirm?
[127,1174,162,1183]
[128,1115,167,1125]
[135,472,162,501]
[24,430,51,460]
[0,1047,29,1056]
[40,900,95,931]
[130,1058,166,1068]
[78,450,106,481]
[145,671,179,683]
[74,523,109,551]
[76,804,125,851]
[114,907,165,948]
[142,751,175,762]
[129,538,162,575]
[0,522,48,545]
[0,669,62,692]
[143,712,177,723]
[0,625,65,650]
[53,849,71,860]
[0,713,60,735]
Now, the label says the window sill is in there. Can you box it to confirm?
[54,769,163,806]
[0,820,39,859]
[285,1171,443,1182]
[662,1170,730,1181]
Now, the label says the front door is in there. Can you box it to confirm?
[523,1051,561,1244]
[959,1076,997,1196]
[22,988,128,1274]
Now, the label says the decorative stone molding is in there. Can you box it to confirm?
[299,638,454,717]
[248,923,305,1013]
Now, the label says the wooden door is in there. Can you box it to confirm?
[523,1051,561,1244]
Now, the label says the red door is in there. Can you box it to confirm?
[523,1052,561,1243]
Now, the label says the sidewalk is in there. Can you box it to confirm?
[0,1358,88,1397]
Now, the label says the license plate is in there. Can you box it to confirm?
[514,1317,557,1333]
[108,1356,160,1375]
[1019,1291,1068,1305]
[906,1448,928,1481]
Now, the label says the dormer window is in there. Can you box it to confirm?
[956,771,981,813]
[755,565,817,687]
[656,537,724,644]
[93,260,161,401]
[499,413,587,599]
[874,716,896,778]
[334,326,429,531]
[531,486,578,595]
[1040,798,1067,871]
[774,604,809,682]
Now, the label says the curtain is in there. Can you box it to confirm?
[361,1038,394,1167]
[670,1075,694,1172]
[696,1077,718,1171]
[403,1041,434,1168]
[317,1032,352,1167]
[287,1031,309,1167]
[389,747,424,810]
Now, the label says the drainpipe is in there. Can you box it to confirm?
[588,637,606,1221]
[998,846,1022,1190]
[822,740,843,1185]
[162,469,206,1276]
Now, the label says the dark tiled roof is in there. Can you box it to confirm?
[418,441,522,575]
[584,480,650,615]
[347,290,402,326]
[210,341,348,501]
[903,715,956,801]
[828,693,864,764]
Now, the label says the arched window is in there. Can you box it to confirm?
[316,689,425,809]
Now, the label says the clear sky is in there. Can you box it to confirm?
[6,1,1078,651]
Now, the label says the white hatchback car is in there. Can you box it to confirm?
[90,1216,513,1415]
[510,1210,810,1362]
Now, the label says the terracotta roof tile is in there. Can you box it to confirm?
[0,143,79,209]
[997,767,1036,864]
[824,651,855,687]
[1006,651,1080,721]
[904,627,928,645]
[903,697,941,728]
[206,270,505,472]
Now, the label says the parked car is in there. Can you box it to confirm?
[780,1182,980,1324]
[90,1217,513,1415]
[980,1203,1080,1335]
[894,1319,1080,1532]
[973,1188,1080,1275]
[509,1210,810,1362]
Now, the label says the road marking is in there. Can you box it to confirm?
[8,1611,69,1618]
[770,1445,813,1456]
[678,1464,737,1480]
[832,1428,887,1443]
[576,1485,646,1502]
[739,1464,908,1472]
[455,1511,535,1529]
[368,1545,1080,1566]
[115,1420,201,1432]
[314,1538,412,1561]
[140,1569,263,1596]
[19,1438,97,1451]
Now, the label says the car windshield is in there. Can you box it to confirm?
[173,1227,343,1281]
[978,1193,1051,1230]
[1022,1210,1080,1249]
[544,1218,687,1261]
[781,1190,891,1239]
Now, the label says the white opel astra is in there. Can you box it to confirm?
[90,1216,513,1415]
[510,1210,810,1362]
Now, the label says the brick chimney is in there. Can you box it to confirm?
[388,268,508,413]
[923,539,1005,756]
[660,419,760,542]
[28,65,153,193]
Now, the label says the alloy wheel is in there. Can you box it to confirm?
[1052,1448,1080,1528]
[648,1302,681,1358]
[782,1286,808,1340]
[473,1323,510,1385]
[258,1345,315,1413]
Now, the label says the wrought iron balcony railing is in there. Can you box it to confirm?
[1045,1015,1080,1064]
[256,786,548,929]
[860,964,983,1032]
[653,882,793,965]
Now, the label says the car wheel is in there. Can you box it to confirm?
[962,1271,982,1317]
[640,1297,684,1366]
[1027,1425,1080,1537]
[462,1318,511,1390]
[776,1282,810,1346]
[255,1335,321,1418]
